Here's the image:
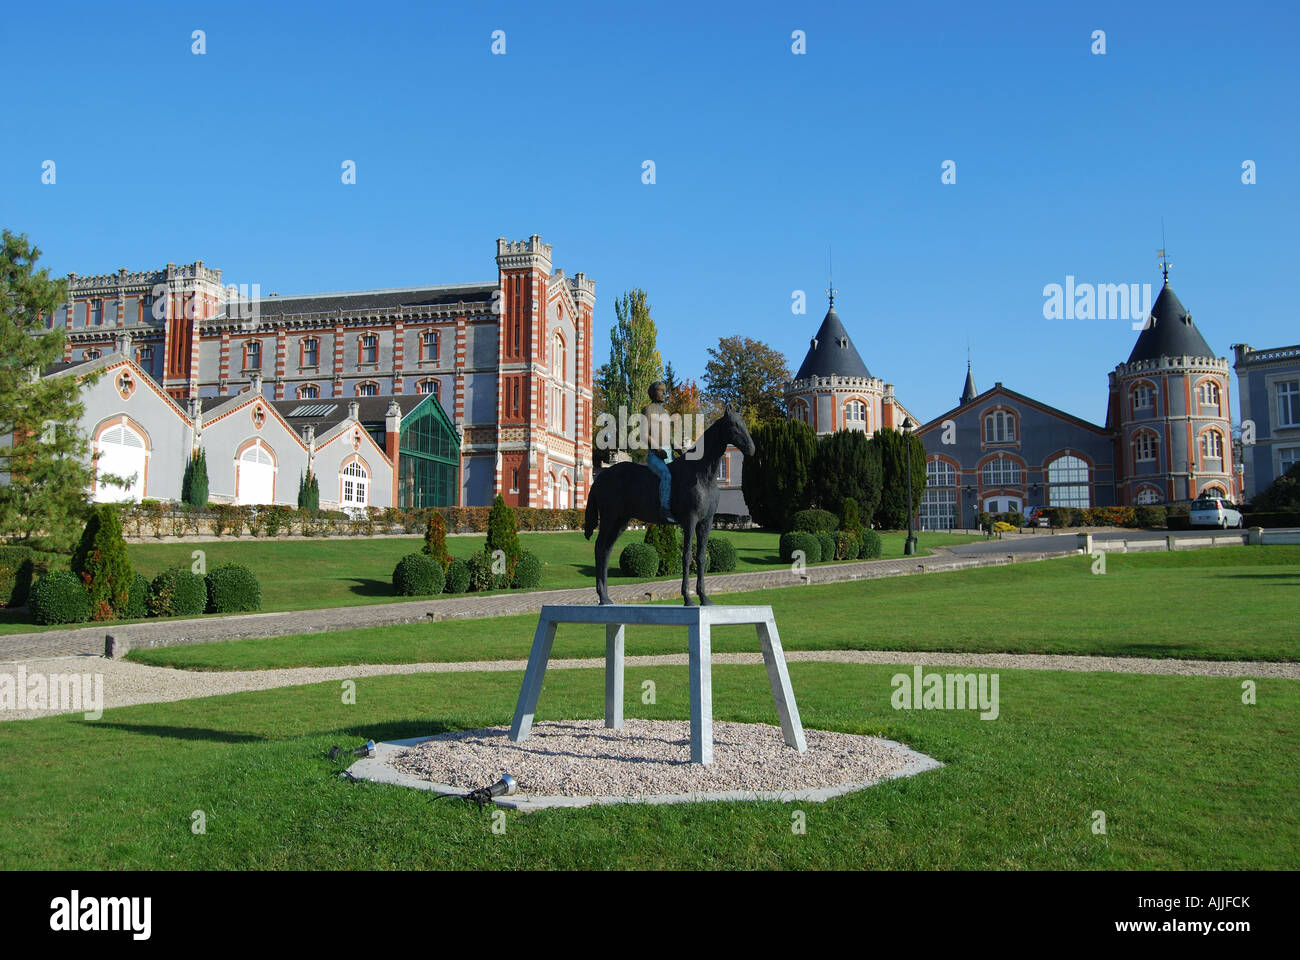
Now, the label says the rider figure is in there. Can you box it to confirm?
[642,381,677,524]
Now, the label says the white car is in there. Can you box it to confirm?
[1188,497,1243,529]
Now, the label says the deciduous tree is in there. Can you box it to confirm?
[702,336,790,428]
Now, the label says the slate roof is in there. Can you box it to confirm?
[268,393,437,434]
[794,305,872,380]
[961,365,978,405]
[217,282,497,321]
[1127,281,1215,363]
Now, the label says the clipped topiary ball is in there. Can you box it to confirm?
[148,567,208,618]
[859,529,883,559]
[444,557,470,594]
[779,531,821,565]
[706,536,737,573]
[29,570,92,625]
[788,509,839,534]
[465,551,496,592]
[834,530,860,561]
[511,551,543,590]
[816,532,835,563]
[392,553,445,597]
[620,542,661,578]
[205,563,263,613]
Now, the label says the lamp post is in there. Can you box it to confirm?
[902,416,918,556]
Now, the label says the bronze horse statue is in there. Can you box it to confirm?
[584,407,756,605]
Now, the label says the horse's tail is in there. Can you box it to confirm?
[583,484,599,539]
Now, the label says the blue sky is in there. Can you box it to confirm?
[3,0,1296,425]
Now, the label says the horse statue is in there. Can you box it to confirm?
[583,407,756,606]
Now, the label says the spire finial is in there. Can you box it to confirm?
[1158,218,1171,284]
[826,246,836,308]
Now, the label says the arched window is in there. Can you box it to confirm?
[358,333,379,365]
[791,399,810,424]
[84,349,101,361]
[921,459,957,530]
[552,332,566,381]
[1135,485,1163,505]
[981,458,1022,487]
[844,399,867,429]
[1196,381,1221,414]
[1047,455,1090,508]
[1133,431,1159,463]
[1200,430,1224,461]
[1201,484,1227,499]
[1131,383,1155,414]
[983,410,1016,443]
[356,381,379,397]
[417,378,439,398]
[297,384,319,400]
[340,460,368,507]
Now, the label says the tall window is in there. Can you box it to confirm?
[922,459,957,530]
[1134,432,1158,462]
[91,300,103,325]
[340,461,368,507]
[845,399,866,428]
[1196,381,1220,413]
[1200,430,1224,461]
[1132,384,1154,413]
[1279,446,1300,475]
[983,410,1016,443]
[302,338,319,367]
[422,330,439,361]
[356,381,379,397]
[981,458,1022,487]
[360,334,378,364]
[138,345,154,366]
[1047,455,1090,508]
[1277,380,1300,428]
[245,340,261,370]
[552,332,566,381]
[792,400,809,424]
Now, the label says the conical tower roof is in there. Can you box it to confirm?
[1127,280,1214,363]
[960,362,977,405]
[794,301,871,380]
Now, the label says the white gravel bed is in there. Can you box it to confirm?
[388,718,927,798]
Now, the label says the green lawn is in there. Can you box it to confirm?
[130,546,1300,671]
[1,662,1295,869]
[0,529,980,635]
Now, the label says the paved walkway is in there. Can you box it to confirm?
[3,648,1293,722]
[0,544,1081,661]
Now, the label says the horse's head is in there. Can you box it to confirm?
[722,404,756,457]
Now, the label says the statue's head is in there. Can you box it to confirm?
[723,404,756,457]
[648,381,668,403]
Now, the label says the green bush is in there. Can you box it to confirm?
[644,523,682,576]
[1134,505,1167,528]
[859,529,883,559]
[297,470,320,512]
[444,557,471,593]
[147,567,208,618]
[840,497,863,539]
[779,531,821,564]
[70,505,134,620]
[29,571,91,625]
[833,530,860,561]
[465,551,496,592]
[512,551,543,589]
[124,573,150,620]
[392,553,444,597]
[205,563,262,613]
[486,494,521,571]
[816,532,835,563]
[788,509,839,534]
[705,536,737,572]
[1243,512,1300,528]
[181,448,209,507]
[0,545,35,608]
[422,513,451,569]
[620,542,661,578]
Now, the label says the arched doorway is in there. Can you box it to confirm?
[236,443,275,505]
[94,422,148,502]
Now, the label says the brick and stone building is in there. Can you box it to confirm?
[33,234,594,508]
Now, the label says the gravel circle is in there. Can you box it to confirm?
[389,718,920,797]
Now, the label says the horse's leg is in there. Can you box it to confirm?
[679,513,695,606]
[595,516,627,605]
[696,516,713,605]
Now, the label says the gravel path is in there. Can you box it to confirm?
[3,648,1295,722]
[388,719,923,797]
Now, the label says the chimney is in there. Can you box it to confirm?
[385,400,402,502]
[348,400,360,421]
[114,330,132,356]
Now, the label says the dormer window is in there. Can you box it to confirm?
[983,409,1016,443]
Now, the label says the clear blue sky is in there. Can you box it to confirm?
[3,0,1296,425]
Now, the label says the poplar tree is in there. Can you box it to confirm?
[0,230,99,551]
[596,289,663,462]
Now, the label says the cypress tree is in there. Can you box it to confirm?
[810,430,882,521]
[70,504,134,620]
[871,427,927,529]
[486,494,520,564]
[181,448,209,507]
[739,419,818,530]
